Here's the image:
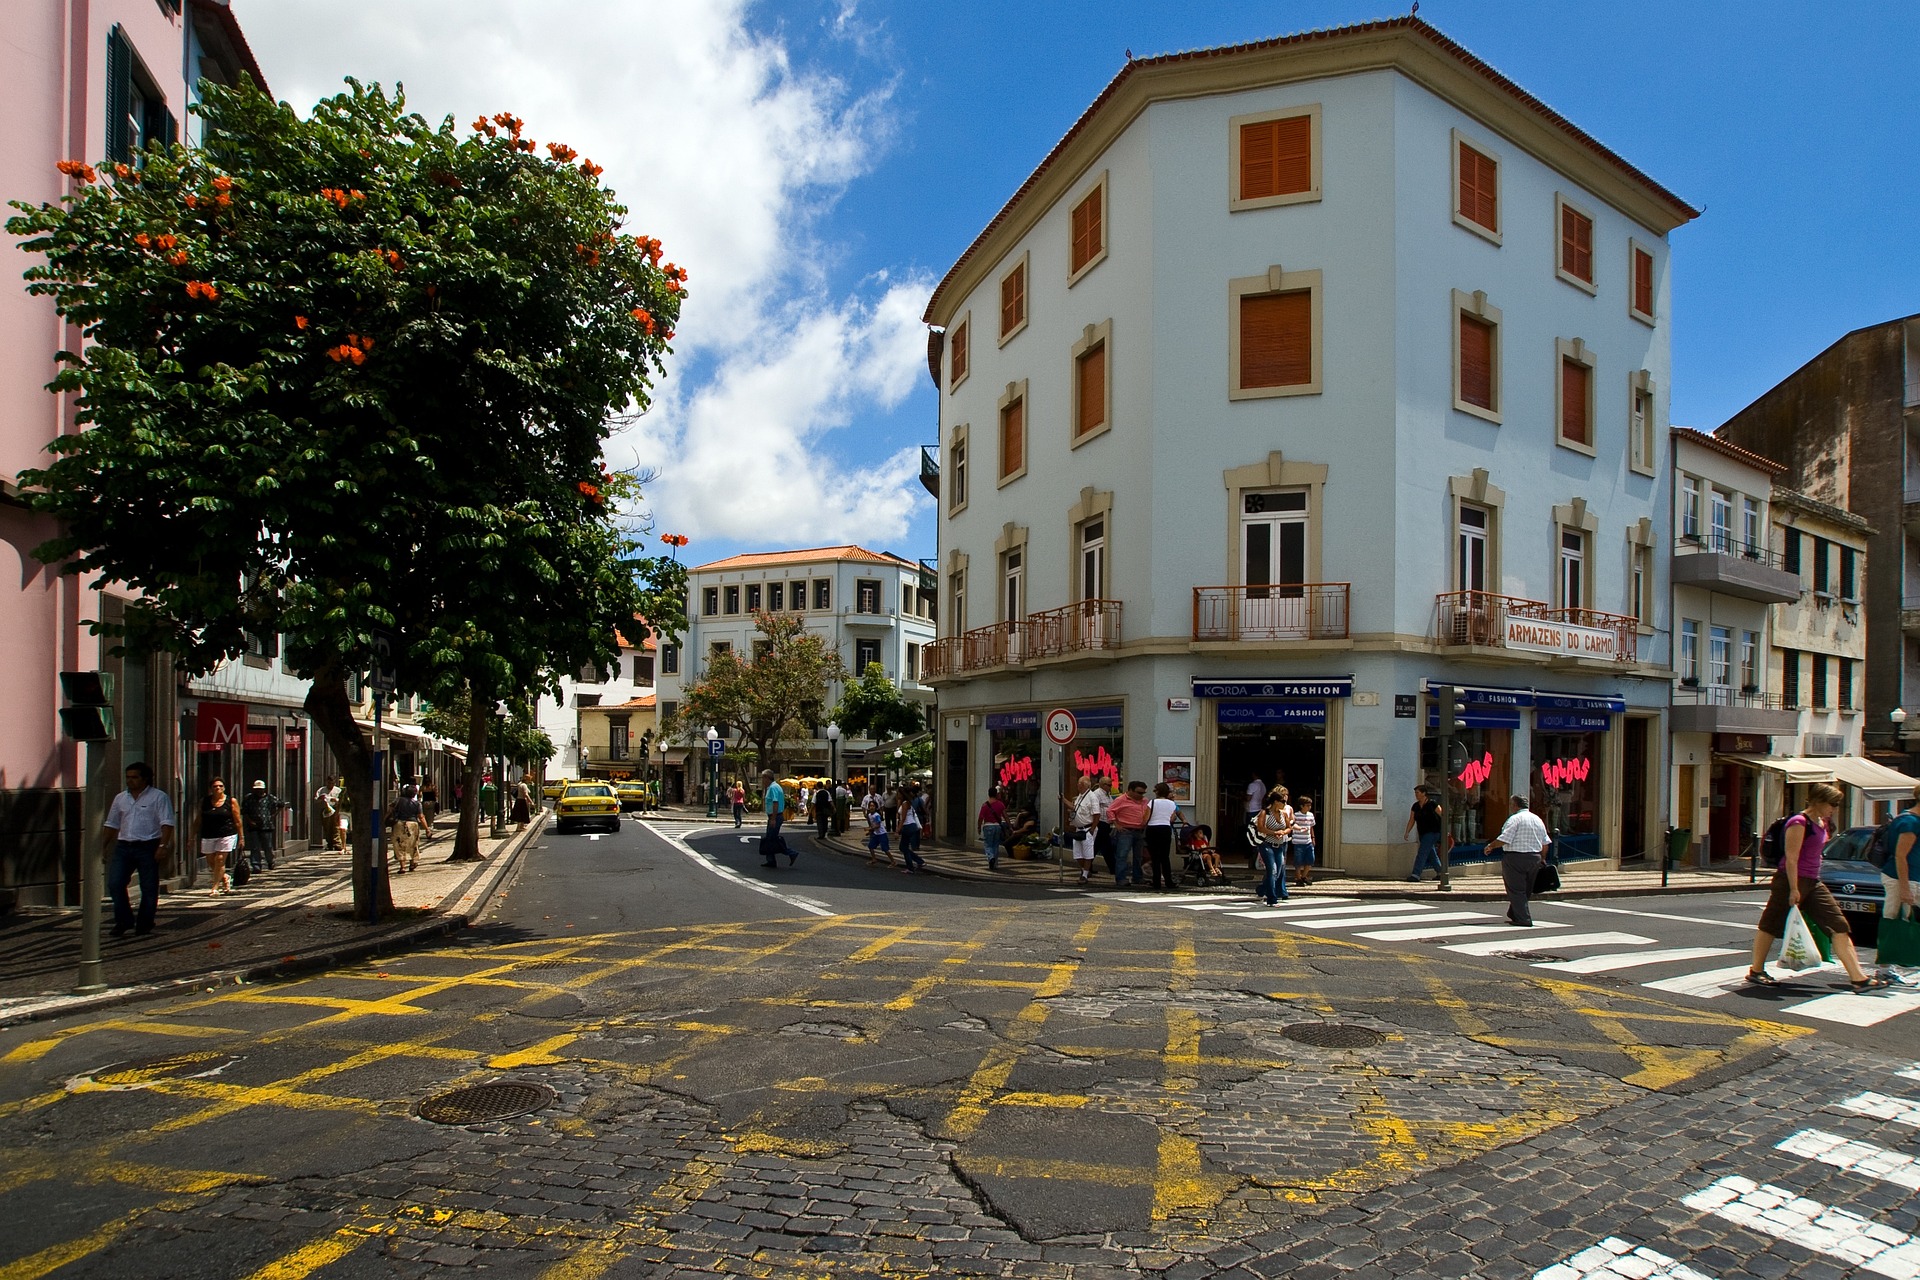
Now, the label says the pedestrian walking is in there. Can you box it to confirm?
[386,784,426,873]
[865,799,892,864]
[316,777,344,850]
[898,783,927,873]
[977,785,1008,870]
[1484,794,1550,927]
[1880,786,1920,924]
[1253,793,1293,905]
[421,780,439,827]
[511,779,531,828]
[1242,772,1268,866]
[730,780,747,829]
[1290,795,1318,887]
[760,770,793,867]
[1748,783,1890,991]
[195,778,243,894]
[1069,779,1105,884]
[241,779,284,874]
[813,781,833,843]
[1403,785,1452,890]
[1108,781,1150,886]
[103,762,175,937]
[1145,783,1181,892]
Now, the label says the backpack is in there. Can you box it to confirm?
[1761,816,1788,868]
[1865,818,1902,872]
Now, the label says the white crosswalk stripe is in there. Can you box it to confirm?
[1835,1091,1920,1128]
[1286,909,1491,929]
[1534,1235,1716,1280]
[1359,921,1558,941]
[1783,986,1920,1027]
[1681,1175,1920,1277]
[1444,931,1652,957]
[1776,1129,1920,1192]
[1534,946,1740,974]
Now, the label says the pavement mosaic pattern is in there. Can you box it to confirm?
[0,901,1832,1278]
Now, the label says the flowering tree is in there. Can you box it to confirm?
[8,82,685,911]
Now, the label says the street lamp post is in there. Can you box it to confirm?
[827,722,842,834]
[705,726,721,819]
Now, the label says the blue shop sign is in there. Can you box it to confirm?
[1536,712,1613,732]
[1427,707,1522,730]
[1069,705,1125,730]
[1535,692,1627,713]
[1424,680,1533,707]
[1193,677,1353,699]
[1220,700,1328,726]
[985,711,1039,731]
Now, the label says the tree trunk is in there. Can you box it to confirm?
[304,663,391,919]
[451,696,491,862]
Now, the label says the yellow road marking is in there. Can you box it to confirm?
[239,1228,364,1280]
[0,1202,189,1280]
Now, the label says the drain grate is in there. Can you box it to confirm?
[417,1081,555,1125]
[1283,1023,1385,1049]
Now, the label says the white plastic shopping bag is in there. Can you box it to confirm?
[1779,906,1823,971]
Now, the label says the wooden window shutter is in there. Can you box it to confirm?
[1240,116,1311,201]
[950,322,968,384]
[1240,291,1312,388]
[1000,398,1025,477]
[105,27,133,164]
[1458,143,1497,231]
[1561,359,1591,445]
[1458,314,1494,410]
[1000,263,1025,338]
[1070,188,1103,274]
[1633,248,1654,316]
[1076,343,1106,436]
[1561,206,1593,282]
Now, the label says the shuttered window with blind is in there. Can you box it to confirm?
[1239,115,1312,201]
[999,396,1025,481]
[1070,186,1104,277]
[1458,314,1495,410]
[1560,358,1592,447]
[949,320,968,387]
[1000,261,1026,341]
[1631,245,1655,320]
[1558,201,1594,286]
[1456,140,1498,235]
[1075,342,1107,438]
[1240,291,1312,389]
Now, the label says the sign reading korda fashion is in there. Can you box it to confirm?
[1501,616,1620,659]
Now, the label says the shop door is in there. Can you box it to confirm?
[1709,761,1742,864]
[944,740,968,842]
[1677,763,1696,853]
[1240,495,1308,640]
[1620,718,1647,860]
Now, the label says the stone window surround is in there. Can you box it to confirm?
[1451,126,1502,245]
[1070,319,1114,448]
[1448,469,1507,596]
[1227,265,1324,401]
[1222,450,1329,587]
[1067,169,1110,287]
[1627,238,1657,327]
[948,310,971,393]
[1227,102,1323,213]
[1625,516,1656,634]
[995,522,1030,622]
[945,548,969,637]
[1551,497,1601,611]
[1068,486,1114,602]
[998,250,1030,347]
[1627,368,1656,477]
[948,422,970,516]
[1451,288,1503,424]
[997,379,1029,488]
[1555,336,1599,458]
[1553,191,1599,295]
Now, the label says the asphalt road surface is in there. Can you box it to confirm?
[4,814,1919,1279]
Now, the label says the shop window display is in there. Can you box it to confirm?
[1420,728,1512,857]
[1532,731,1601,859]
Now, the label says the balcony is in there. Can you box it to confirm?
[1434,590,1639,664]
[920,601,1123,680]
[919,445,939,499]
[1670,533,1801,604]
[1670,684,1801,736]
[1192,584,1350,642]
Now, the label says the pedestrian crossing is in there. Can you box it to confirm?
[1537,1069,1920,1279]
[1118,891,1919,1028]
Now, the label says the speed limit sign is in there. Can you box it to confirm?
[1044,708,1078,746]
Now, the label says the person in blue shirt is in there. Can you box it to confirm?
[760,769,795,867]
[1883,787,1920,924]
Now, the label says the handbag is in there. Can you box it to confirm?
[1877,907,1920,967]
[1531,859,1561,894]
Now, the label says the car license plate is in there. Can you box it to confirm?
[1840,900,1878,914]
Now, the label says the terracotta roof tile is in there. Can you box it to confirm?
[691,544,921,574]
[1677,427,1786,476]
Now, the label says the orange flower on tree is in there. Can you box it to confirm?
[580,159,603,179]
[113,163,131,179]
[155,234,177,249]
[630,307,655,334]
[294,316,309,330]
[212,176,233,192]
[55,160,97,183]
[184,194,199,208]
[168,250,189,266]
[576,481,601,502]
[547,143,577,162]
[184,281,218,302]
[133,233,151,249]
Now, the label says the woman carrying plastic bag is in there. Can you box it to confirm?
[1747,783,1890,992]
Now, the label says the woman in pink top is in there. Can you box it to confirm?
[1748,783,1888,991]
[977,786,1008,870]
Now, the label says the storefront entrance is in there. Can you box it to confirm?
[1216,708,1326,855]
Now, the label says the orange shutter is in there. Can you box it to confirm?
[1240,121,1276,200]
[1070,188,1102,274]
[1076,343,1106,435]
[1633,248,1654,316]
[1000,263,1025,338]
[1000,398,1025,477]
[1561,206,1593,282]
[1240,291,1312,388]
[1561,360,1590,445]
[1240,116,1311,201]
[950,321,968,384]
[1458,314,1493,409]
[1458,143,1497,231]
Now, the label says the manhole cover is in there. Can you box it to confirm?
[1496,951,1566,964]
[417,1082,555,1125]
[1283,1023,1385,1049]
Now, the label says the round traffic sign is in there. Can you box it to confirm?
[1044,708,1078,746]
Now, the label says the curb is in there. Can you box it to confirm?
[0,814,546,1031]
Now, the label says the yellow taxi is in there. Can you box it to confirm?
[615,781,648,811]
[555,782,621,833]
[542,779,566,801]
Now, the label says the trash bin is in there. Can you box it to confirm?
[1665,827,1692,869]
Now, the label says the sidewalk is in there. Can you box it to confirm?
[0,811,543,1028]
[813,830,1762,901]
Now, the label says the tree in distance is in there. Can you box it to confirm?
[831,661,925,744]
[670,611,844,777]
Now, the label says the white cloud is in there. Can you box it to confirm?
[240,0,930,546]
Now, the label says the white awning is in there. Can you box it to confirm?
[352,719,428,742]
[1826,755,1920,797]
[1717,754,1836,783]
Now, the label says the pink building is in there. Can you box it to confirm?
[0,2,265,907]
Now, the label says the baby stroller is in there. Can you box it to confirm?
[1180,824,1230,887]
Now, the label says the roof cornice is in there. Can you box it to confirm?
[924,17,1698,328]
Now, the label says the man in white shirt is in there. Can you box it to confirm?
[1484,794,1551,927]
[1244,775,1268,866]
[102,762,176,936]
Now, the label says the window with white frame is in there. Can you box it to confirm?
[1680,620,1699,682]
[1709,625,1732,687]
[1680,475,1701,539]
[1630,543,1651,626]
[1741,497,1761,556]
[854,638,880,672]
[1740,630,1759,691]
[1709,489,1733,552]
[1079,519,1106,601]
[1628,372,1655,474]
[949,428,968,513]
[1458,503,1490,593]
[1002,548,1025,621]
[949,568,966,635]
[1558,529,1587,611]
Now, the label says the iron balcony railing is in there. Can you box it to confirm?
[1672,684,1787,710]
[1674,531,1788,570]
[1434,590,1639,663]
[920,601,1123,678]
[919,445,940,498]
[1192,583,1350,642]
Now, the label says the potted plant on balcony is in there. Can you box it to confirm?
[1680,676,1701,688]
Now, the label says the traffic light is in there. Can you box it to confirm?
[1435,684,1468,735]
[59,671,115,742]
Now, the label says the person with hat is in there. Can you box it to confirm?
[240,779,287,875]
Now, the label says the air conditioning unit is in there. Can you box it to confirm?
[1451,610,1493,646]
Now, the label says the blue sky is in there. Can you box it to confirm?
[249,1,1919,570]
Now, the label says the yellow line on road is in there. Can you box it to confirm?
[0,1200,188,1280]
[239,1228,363,1280]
